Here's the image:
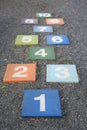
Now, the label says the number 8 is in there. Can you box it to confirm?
[25,19,33,23]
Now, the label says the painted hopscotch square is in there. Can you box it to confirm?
[21,19,38,24]
[21,89,62,117]
[15,35,38,46]
[46,35,70,45]
[28,47,55,60]
[46,64,79,83]
[46,18,64,25]
[33,26,53,33]
[36,13,52,18]
[3,63,36,83]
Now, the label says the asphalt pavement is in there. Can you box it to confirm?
[0,0,87,130]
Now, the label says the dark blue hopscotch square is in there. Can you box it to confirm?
[46,35,70,45]
[21,89,62,117]
[33,26,53,33]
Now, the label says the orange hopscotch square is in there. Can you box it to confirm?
[3,63,36,83]
[46,18,65,25]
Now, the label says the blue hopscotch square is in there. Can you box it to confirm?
[21,89,62,117]
[46,35,70,45]
[33,26,53,33]
[46,64,79,83]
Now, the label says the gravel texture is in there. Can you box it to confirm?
[0,0,87,130]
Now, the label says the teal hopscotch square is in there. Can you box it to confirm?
[46,64,79,83]
[33,26,53,33]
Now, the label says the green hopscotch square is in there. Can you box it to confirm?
[28,47,55,60]
[15,35,38,46]
[36,13,52,18]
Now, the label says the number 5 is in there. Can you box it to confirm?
[21,36,32,42]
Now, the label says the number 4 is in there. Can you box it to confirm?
[35,49,47,57]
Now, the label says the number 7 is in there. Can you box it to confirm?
[39,27,46,31]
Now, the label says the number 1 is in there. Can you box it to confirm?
[34,94,46,111]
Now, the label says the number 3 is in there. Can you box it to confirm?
[12,66,28,78]
[55,67,70,79]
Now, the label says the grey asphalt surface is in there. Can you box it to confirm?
[0,0,87,130]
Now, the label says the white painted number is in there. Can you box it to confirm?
[35,49,47,57]
[39,27,46,32]
[38,13,51,17]
[12,66,28,78]
[51,19,60,23]
[34,94,46,112]
[55,67,70,79]
[25,19,33,23]
[22,36,32,42]
[52,36,63,43]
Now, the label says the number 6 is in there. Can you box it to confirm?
[52,36,63,43]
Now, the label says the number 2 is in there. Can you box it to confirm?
[34,94,46,111]
[55,67,70,79]
[35,49,47,57]
[12,66,28,78]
